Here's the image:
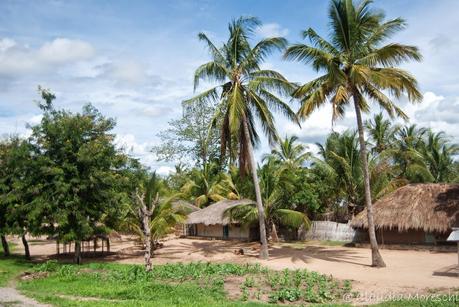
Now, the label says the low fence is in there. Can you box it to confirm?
[299,221,358,242]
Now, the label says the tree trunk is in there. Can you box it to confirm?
[142,213,152,271]
[1,235,10,256]
[353,94,386,268]
[74,241,82,264]
[242,116,269,259]
[21,234,30,260]
[271,222,279,243]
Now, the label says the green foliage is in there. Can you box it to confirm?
[152,100,222,167]
[20,261,351,306]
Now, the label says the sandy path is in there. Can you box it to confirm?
[9,236,459,303]
[0,287,49,307]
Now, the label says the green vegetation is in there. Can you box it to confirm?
[16,261,351,306]
[0,256,32,287]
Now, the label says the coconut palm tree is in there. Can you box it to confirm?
[185,17,297,259]
[225,157,310,242]
[365,113,399,154]
[284,0,422,267]
[180,162,239,207]
[391,125,432,182]
[421,131,459,183]
[267,135,310,168]
[129,172,186,271]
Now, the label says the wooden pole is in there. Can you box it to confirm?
[457,242,459,277]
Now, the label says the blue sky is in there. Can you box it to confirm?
[1,0,459,174]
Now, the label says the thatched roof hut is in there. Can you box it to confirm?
[172,200,200,215]
[186,199,254,226]
[351,183,459,233]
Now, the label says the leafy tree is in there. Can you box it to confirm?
[31,92,127,264]
[186,17,297,259]
[284,0,422,267]
[152,100,221,167]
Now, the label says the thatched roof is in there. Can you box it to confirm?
[186,199,255,226]
[351,184,459,233]
[172,200,200,215]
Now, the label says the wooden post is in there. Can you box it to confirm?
[56,240,60,255]
[457,242,459,277]
[106,239,110,253]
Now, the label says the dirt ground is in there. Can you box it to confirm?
[9,235,459,304]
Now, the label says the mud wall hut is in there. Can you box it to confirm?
[351,184,459,245]
[185,199,260,241]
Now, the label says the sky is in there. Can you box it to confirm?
[1,0,458,174]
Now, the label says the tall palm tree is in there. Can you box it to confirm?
[185,17,297,259]
[284,0,422,267]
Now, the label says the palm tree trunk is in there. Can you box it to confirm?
[74,241,82,264]
[1,235,10,256]
[271,222,279,242]
[353,94,386,268]
[141,207,152,272]
[21,234,31,260]
[242,116,269,259]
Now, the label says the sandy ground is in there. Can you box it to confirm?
[8,235,459,304]
[0,287,50,307]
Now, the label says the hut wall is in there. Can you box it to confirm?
[353,228,448,245]
[196,224,223,237]
[227,225,249,240]
[300,221,357,242]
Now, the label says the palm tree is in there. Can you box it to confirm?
[421,131,459,183]
[185,17,297,259]
[180,163,239,207]
[225,157,310,242]
[284,0,422,267]
[365,113,399,154]
[129,173,186,271]
[267,135,310,168]
[391,125,432,182]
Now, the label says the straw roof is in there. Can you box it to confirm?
[351,184,459,233]
[186,199,255,226]
[172,200,200,215]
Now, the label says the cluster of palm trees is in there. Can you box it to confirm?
[182,0,425,267]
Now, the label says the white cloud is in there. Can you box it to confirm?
[157,166,175,176]
[37,38,94,64]
[109,60,147,84]
[256,23,289,38]
[0,37,95,76]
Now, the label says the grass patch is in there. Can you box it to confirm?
[0,255,33,286]
[17,261,353,306]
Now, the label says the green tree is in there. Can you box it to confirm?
[31,92,127,264]
[152,100,221,167]
[284,0,422,267]
[186,17,297,259]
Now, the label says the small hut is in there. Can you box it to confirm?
[185,199,260,241]
[351,184,459,245]
[172,200,200,237]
